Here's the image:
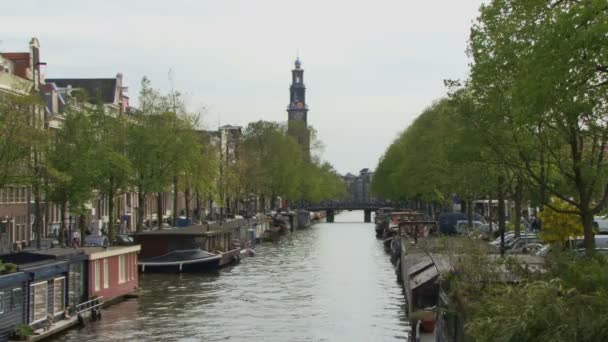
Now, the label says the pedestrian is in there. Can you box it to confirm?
[72,230,81,247]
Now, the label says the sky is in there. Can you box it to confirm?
[1,0,485,175]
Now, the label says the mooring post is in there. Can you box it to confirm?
[364,209,371,223]
[327,210,335,223]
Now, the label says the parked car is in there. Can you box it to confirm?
[490,233,537,247]
[505,236,540,250]
[84,235,109,247]
[508,241,544,254]
[455,220,490,234]
[593,216,608,234]
[113,234,134,245]
[439,212,486,235]
[509,242,544,255]
[569,235,608,249]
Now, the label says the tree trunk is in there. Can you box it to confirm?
[466,197,473,231]
[59,201,67,246]
[137,190,145,232]
[78,213,86,247]
[185,187,191,221]
[108,187,115,242]
[487,193,493,234]
[173,176,178,226]
[498,175,506,257]
[196,191,201,222]
[31,178,42,249]
[581,209,596,254]
[157,192,163,229]
[514,177,523,238]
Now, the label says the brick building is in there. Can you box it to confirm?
[0,38,45,253]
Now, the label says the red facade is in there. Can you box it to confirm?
[83,246,140,301]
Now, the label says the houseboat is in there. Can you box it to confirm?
[0,271,28,342]
[0,252,73,340]
[135,219,250,273]
[81,245,141,304]
[138,249,221,273]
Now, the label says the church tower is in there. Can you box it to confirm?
[287,58,310,158]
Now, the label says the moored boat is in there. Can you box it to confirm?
[138,249,221,273]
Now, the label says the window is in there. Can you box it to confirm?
[119,255,126,284]
[94,260,101,291]
[12,288,23,310]
[126,254,130,281]
[31,282,47,323]
[0,292,4,314]
[103,259,109,288]
[53,278,65,314]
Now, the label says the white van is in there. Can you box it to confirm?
[593,216,608,234]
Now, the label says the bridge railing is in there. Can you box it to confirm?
[302,201,403,211]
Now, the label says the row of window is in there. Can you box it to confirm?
[31,277,65,323]
[0,288,23,315]
[0,187,29,204]
[93,254,135,292]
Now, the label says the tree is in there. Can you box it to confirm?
[538,198,584,245]
[46,105,97,244]
[90,104,132,241]
[0,93,38,189]
[468,0,608,253]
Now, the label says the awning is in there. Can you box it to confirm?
[407,257,433,277]
[410,265,439,291]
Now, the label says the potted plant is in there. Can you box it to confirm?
[410,308,437,333]
[11,324,34,341]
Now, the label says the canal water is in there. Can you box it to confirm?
[52,210,408,342]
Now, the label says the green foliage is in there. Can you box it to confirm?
[0,261,18,275]
[538,198,583,244]
[88,104,133,239]
[371,99,496,204]
[0,93,42,188]
[464,253,608,342]
[239,120,346,205]
[467,0,608,251]
[11,324,34,339]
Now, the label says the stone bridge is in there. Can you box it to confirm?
[302,201,397,223]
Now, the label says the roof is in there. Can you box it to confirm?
[26,247,88,262]
[80,245,141,260]
[0,252,69,279]
[410,265,439,290]
[0,272,28,288]
[136,224,209,237]
[0,72,33,94]
[0,252,55,266]
[136,219,251,237]
[407,257,434,277]
[46,78,117,104]
[1,52,30,79]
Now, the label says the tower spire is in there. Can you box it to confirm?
[287,57,310,159]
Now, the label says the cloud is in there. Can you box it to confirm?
[1,0,484,173]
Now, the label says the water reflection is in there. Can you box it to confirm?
[53,210,408,342]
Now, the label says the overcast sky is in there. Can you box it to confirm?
[2,0,484,175]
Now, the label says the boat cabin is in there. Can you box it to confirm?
[81,246,140,302]
[28,248,88,310]
[0,252,70,330]
[389,211,425,226]
[0,272,28,342]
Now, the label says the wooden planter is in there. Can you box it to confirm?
[421,318,436,333]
